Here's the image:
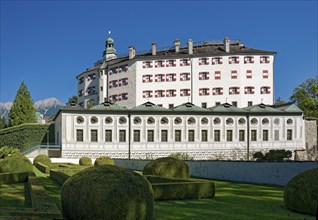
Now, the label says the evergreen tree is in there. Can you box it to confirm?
[67,95,78,106]
[0,117,6,129]
[9,81,36,126]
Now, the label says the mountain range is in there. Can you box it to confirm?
[0,98,65,122]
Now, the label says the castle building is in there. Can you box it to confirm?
[77,36,275,109]
[54,35,309,160]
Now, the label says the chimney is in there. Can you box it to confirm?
[129,46,135,59]
[152,42,156,55]
[174,39,180,53]
[224,37,230,53]
[188,39,193,55]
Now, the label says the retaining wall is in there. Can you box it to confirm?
[115,159,317,186]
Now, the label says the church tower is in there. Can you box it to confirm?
[102,31,117,61]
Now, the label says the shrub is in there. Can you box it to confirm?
[79,157,92,166]
[33,154,51,166]
[253,149,292,161]
[94,156,114,166]
[61,165,154,220]
[168,152,193,160]
[284,168,318,216]
[143,157,189,179]
[0,154,33,173]
[0,146,20,158]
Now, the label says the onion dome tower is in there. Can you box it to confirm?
[102,31,117,61]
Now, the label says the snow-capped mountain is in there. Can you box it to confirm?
[0,97,65,121]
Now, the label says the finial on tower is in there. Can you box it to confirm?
[108,31,111,37]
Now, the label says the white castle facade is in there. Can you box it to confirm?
[54,35,307,160]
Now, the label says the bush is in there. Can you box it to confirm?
[94,156,114,166]
[79,157,92,166]
[33,154,51,166]
[143,157,189,179]
[168,152,193,160]
[0,154,33,173]
[0,146,20,158]
[284,168,318,216]
[35,162,50,173]
[61,165,154,220]
[0,123,53,152]
[253,149,292,161]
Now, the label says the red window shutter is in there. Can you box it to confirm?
[199,73,202,80]
[207,88,210,95]
[219,58,223,64]
[187,59,190,66]
[173,89,176,96]
[206,58,210,65]
[252,87,255,94]
[155,61,158,68]
[244,87,248,94]
[229,88,233,95]
[118,79,122,86]
[212,58,216,65]
[180,59,183,66]
[199,89,203,96]
[180,73,183,81]
[173,60,176,67]
[199,58,202,65]
[155,74,158,82]
[142,62,146,68]
[244,57,247,64]
[260,57,264,64]
[149,76,153,82]
[229,57,232,64]
[251,57,254,63]
[173,74,176,81]
[236,57,239,64]
[149,62,153,68]
[118,67,122,73]
[142,76,146,83]
[207,73,210,80]
[266,57,270,63]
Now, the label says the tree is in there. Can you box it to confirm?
[9,81,36,127]
[0,117,6,130]
[67,95,78,106]
[275,97,287,106]
[290,77,318,118]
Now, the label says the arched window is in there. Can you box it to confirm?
[119,117,127,124]
[174,117,182,125]
[213,117,221,125]
[76,116,84,124]
[187,117,196,125]
[133,117,142,125]
[90,116,98,124]
[161,117,169,125]
[201,117,209,125]
[105,117,113,124]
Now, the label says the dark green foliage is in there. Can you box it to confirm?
[94,156,114,166]
[79,156,92,166]
[0,146,20,158]
[33,154,51,166]
[253,150,292,161]
[0,123,50,151]
[143,157,189,179]
[50,169,82,185]
[284,168,318,216]
[0,116,7,130]
[0,154,33,173]
[0,172,28,184]
[9,81,36,127]
[61,165,154,220]
[168,152,194,160]
[67,95,78,106]
[290,77,318,118]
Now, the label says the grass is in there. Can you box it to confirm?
[0,182,29,207]
[31,166,314,220]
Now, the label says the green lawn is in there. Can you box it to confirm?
[31,166,314,220]
[0,182,29,207]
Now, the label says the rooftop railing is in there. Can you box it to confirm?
[94,39,242,66]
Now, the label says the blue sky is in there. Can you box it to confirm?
[1,0,317,104]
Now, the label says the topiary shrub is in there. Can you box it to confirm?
[94,156,114,166]
[284,168,318,216]
[0,154,33,173]
[61,165,154,220]
[0,146,20,158]
[168,152,193,160]
[143,157,189,179]
[33,154,51,166]
[79,157,92,166]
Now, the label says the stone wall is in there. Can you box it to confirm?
[305,119,318,160]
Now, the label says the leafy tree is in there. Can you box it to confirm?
[67,95,78,106]
[168,152,194,160]
[9,81,36,127]
[275,97,287,106]
[290,77,318,118]
[253,150,292,161]
[0,117,7,130]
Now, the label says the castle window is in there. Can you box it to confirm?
[76,116,84,124]
[199,72,209,80]
[248,101,253,106]
[143,61,153,68]
[274,130,280,141]
[226,130,233,141]
[229,56,239,64]
[175,130,182,142]
[134,130,140,142]
[180,59,190,66]
[147,117,155,125]
[161,117,169,125]
[246,70,252,79]
[199,88,209,96]
[174,117,182,125]
[213,87,223,95]
[214,130,220,142]
[166,60,176,67]
[199,58,209,65]
[180,73,190,81]
[161,130,168,142]
[122,93,128,100]
[231,70,238,79]
[180,89,190,96]
[91,130,98,142]
[213,117,221,125]
[287,118,293,125]
[156,74,165,82]
[239,130,245,141]
[262,118,269,125]
[251,130,257,141]
[166,89,176,97]
[229,87,240,95]
[76,129,83,142]
[212,57,223,65]
[244,56,254,64]
[201,117,209,125]
[79,77,84,84]
[244,86,255,94]
[119,117,127,124]
[169,104,174,109]
[261,86,270,94]
[214,71,221,80]
[263,70,269,79]
[90,116,98,124]
[133,117,142,125]
[263,130,269,141]
[147,130,154,142]
[188,130,195,142]
[201,102,207,108]
[143,90,153,98]
[260,56,270,63]
[226,118,234,125]
[251,118,258,125]
[105,130,112,142]
[232,101,237,107]
[201,130,208,142]
[119,130,126,142]
[156,60,165,68]
[78,89,83,97]
[287,129,293,140]
[156,90,165,98]
[142,75,153,83]
[187,117,196,125]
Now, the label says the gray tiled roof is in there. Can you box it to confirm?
[131,101,170,112]
[209,103,248,114]
[90,102,128,111]
[172,102,210,112]
[272,103,303,113]
[243,103,282,113]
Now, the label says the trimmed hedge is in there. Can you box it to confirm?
[61,165,154,220]
[284,168,318,216]
[0,154,33,173]
[33,154,51,166]
[94,156,114,166]
[50,169,82,185]
[35,162,50,174]
[0,172,28,184]
[0,123,54,152]
[143,157,189,179]
[79,157,92,166]
[144,175,215,200]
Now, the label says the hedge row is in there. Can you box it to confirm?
[144,175,215,200]
[35,162,50,174]
[0,123,54,152]
[50,169,82,185]
[0,172,63,219]
[0,172,28,184]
